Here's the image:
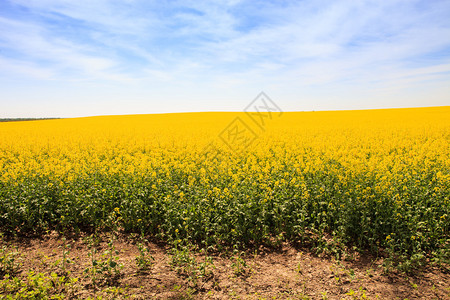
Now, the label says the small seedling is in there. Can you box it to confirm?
[84,234,123,288]
[58,237,73,274]
[169,245,215,288]
[0,245,22,276]
[230,249,249,276]
[135,241,154,272]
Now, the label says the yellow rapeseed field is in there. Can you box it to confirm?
[0,107,449,267]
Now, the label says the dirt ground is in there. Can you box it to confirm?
[1,232,449,299]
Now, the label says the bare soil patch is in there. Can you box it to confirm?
[1,232,448,299]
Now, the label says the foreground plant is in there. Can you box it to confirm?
[135,239,155,273]
[169,244,215,288]
[84,234,124,289]
[0,245,22,277]
[0,270,79,299]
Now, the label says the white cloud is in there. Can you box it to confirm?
[0,15,133,81]
[0,57,54,79]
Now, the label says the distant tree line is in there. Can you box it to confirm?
[0,118,61,122]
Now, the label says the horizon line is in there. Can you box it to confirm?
[1,105,449,120]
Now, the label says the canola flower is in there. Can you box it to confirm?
[0,107,449,265]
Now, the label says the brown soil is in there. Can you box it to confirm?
[1,232,449,299]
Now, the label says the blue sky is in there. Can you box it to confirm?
[1,0,450,117]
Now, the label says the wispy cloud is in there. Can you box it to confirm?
[0,0,449,117]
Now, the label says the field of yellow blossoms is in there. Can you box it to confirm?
[0,107,449,267]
